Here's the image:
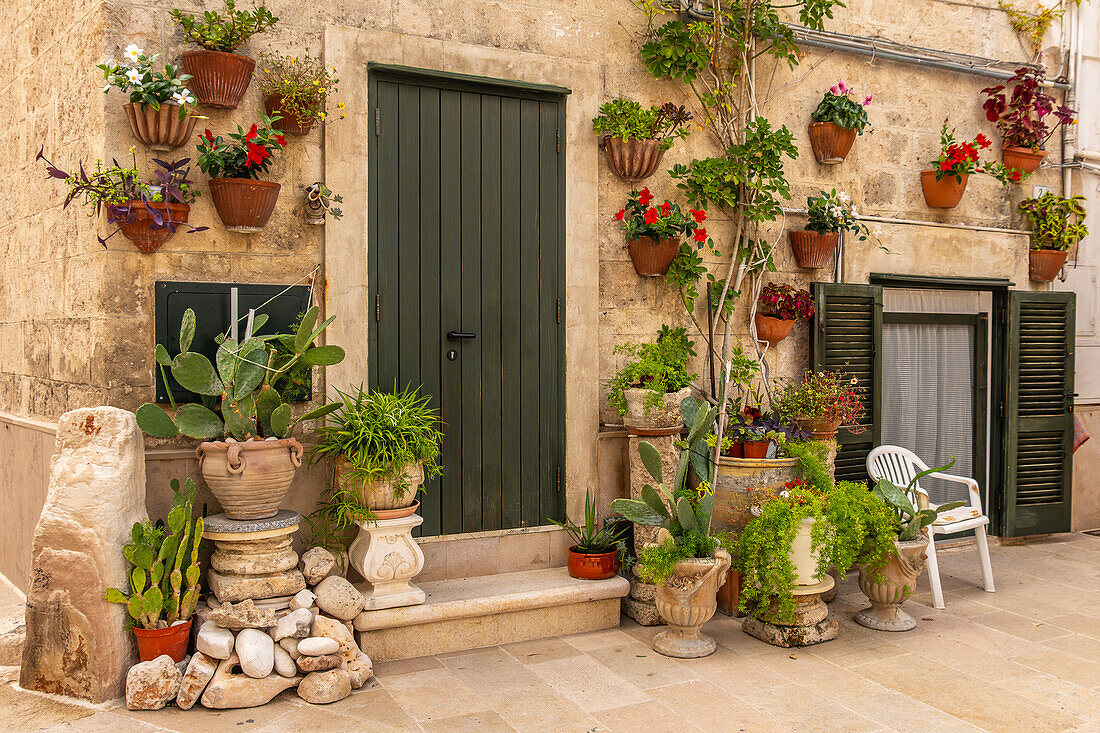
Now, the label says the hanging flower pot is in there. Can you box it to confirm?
[209,178,281,233]
[117,202,191,253]
[795,416,841,440]
[264,94,316,136]
[133,619,192,663]
[920,170,968,209]
[627,236,680,277]
[123,103,197,152]
[1029,249,1069,282]
[593,100,691,181]
[198,118,288,233]
[180,50,255,109]
[616,188,708,278]
[754,313,795,344]
[1003,146,1045,175]
[602,138,665,182]
[789,230,839,269]
[808,122,857,164]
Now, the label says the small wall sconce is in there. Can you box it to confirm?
[303,182,343,225]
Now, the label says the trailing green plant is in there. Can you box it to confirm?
[811,79,872,133]
[98,45,196,120]
[170,0,279,53]
[135,305,345,441]
[606,327,697,416]
[805,189,884,251]
[1019,193,1088,251]
[259,51,341,127]
[104,478,204,629]
[872,458,967,542]
[773,369,865,428]
[592,99,692,150]
[549,490,628,554]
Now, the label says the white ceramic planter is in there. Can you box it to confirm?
[790,518,822,586]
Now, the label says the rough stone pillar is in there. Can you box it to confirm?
[626,434,679,556]
[20,408,148,702]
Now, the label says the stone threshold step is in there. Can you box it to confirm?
[352,568,629,662]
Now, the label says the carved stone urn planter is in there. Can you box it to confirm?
[1003,146,1045,175]
[349,512,427,610]
[1029,249,1069,282]
[855,535,929,632]
[180,50,255,109]
[652,548,732,658]
[807,122,857,164]
[123,103,197,152]
[623,386,692,435]
[601,137,665,182]
[336,457,423,512]
[196,438,304,520]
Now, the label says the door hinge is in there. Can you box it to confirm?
[1000,400,1006,418]
[556,298,561,324]
[375,294,381,321]
[556,466,561,492]
[375,107,381,136]
[556,128,560,154]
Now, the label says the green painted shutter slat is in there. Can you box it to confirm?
[398,83,421,391]
[1002,291,1075,536]
[810,283,883,483]
[499,97,523,530]
[538,101,560,524]
[459,91,483,533]
[376,81,400,388]
[480,94,503,531]
[519,98,542,528]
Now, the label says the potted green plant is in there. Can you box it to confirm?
[611,398,733,658]
[259,51,341,136]
[310,385,443,520]
[135,306,345,519]
[921,121,1022,208]
[37,148,206,252]
[754,283,814,345]
[774,369,865,440]
[808,80,871,164]
[171,0,278,109]
[982,67,1076,175]
[615,188,709,277]
[103,478,204,663]
[593,99,692,181]
[98,46,197,151]
[549,490,627,580]
[1019,192,1088,282]
[607,326,697,434]
[196,115,288,232]
[791,189,882,269]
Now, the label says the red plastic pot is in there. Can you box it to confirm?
[754,313,795,344]
[133,619,192,663]
[117,202,190,254]
[180,50,255,109]
[743,440,770,459]
[808,122,857,164]
[566,547,619,580]
[789,230,839,269]
[627,236,680,277]
[264,94,316,136]
[1029,249,1069,282]
[920,170,968,209]
[1003,146,1045,176]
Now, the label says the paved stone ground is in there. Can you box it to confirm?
[2,532,1100,732]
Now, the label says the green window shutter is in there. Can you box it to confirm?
[810,283,883,483]
[1002,291,1075,537]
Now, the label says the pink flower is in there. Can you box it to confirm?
[838,79,848,93]
[829,85,839,95]
[863,93,873,106]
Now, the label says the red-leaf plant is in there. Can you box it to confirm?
[615,187,709,243]
[981,67,1076,152]
[757,283,814,322]
[930,121,1025,185]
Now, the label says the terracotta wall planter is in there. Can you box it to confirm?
[336,457,423,511]
[623,386,691,435]
[796,416,841,440]
[208,178,281,233]
[1029,249,1069,282]
[789,230,839,269]
[920,170,968,208]
[807,122,857,164]
[196,438,303,519]
[601,137,665,181]
[1003,146,1045,175]
[180,50,255,109]
[566,548,619,580]
[626,236,679,277]
[263,94,316,136]
[118,202,190,253]
[123,103,197,152]
[754,313,794,344]
[133,619,192,663]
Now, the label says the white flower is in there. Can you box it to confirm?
[170,90,187,104]
[872,225,882,237]
[125,68,142,84]
[124,44,143,61]
[837,190,851,203]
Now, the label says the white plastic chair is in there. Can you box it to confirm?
[866,445,995,609]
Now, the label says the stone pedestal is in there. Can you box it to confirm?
[348,514,426,610]
[741,577,838,648]
[621,571,662,626]
[627,434,678,555]
[204,511,306,603]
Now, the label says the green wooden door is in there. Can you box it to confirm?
[810,283,883,483]
[1001,291,1075,536]
[368,69,565,536]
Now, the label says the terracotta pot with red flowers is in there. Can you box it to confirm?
[197,115,289,233]
[593,99,692,181]
[774,370,867,441]
[982,67,1076,177]
[755,283,814,345]
[1019,193,1087,282]
[615,187,710,277]
[808,80,872,164]
[792,189,883,269]
[922,121,1021,208]
[98,47,198,151]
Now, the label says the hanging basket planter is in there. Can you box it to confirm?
[1003,146,1045,175]
[118,202,191,254]
[789,230,839,269]
[808,122,857,165]
[754,313,794,344]
[264,94,316,136]
[1029,249,1069,282]
[123,103,197,152]
[180,50,255,109]
[601,137,666,182]
[920,170,968,209]
[627,236,679,277]
[208,178,281,233]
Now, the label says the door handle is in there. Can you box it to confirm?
[448,331,477,340]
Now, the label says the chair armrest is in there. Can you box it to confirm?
[927,471,983,514]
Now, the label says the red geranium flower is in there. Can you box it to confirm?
[659,201,671,216]
[203,129,215,142]
[274,134,287,148]
[691,209,706,223]
[693,227,707,242]
[614,209,625,221]
[638,187,654,206]
[976,133,992,149]
[245,124,259,143]
[643,207,658,225]
[245,142,270,168]
[1010,170,1022,181]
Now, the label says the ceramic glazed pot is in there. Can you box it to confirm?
[208,178,281,233]
[1003,146,1045,175]
[180,50,255,109]
[567,547,620,580]
[789,517,822,585]
[789,230,839,269]
[336,457,423,511]
[197,438,304,520]
[743,440,769,459]
[623,386,692,435]
[652,549,731,658]
[117,202,190,254]
[263,94,316,136]
[133,619,192,663]
[754,313,795,344]
[123,103,197,151]
[1029,249,1069,282]
[795,415,841,440]
[807,122,857,164]
[627,236,679,277]
[920,170,968,209]
[855,536,929,631]
[601,137,666,181]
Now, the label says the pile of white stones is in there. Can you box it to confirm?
[125,547,371,710]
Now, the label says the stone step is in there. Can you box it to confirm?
[352,567,629,662]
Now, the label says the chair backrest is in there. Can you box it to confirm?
[866,445,931,498]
